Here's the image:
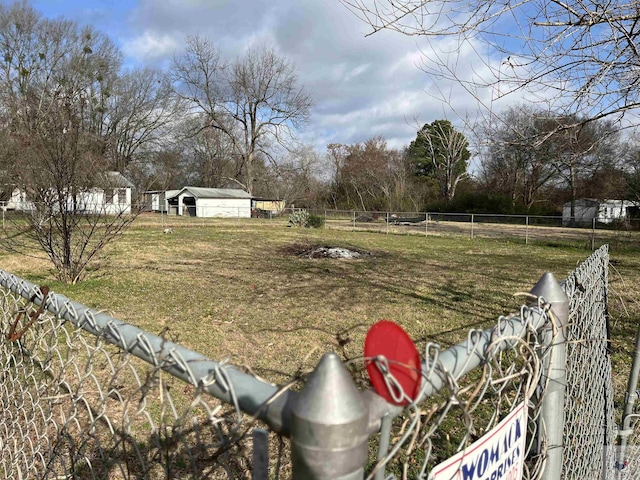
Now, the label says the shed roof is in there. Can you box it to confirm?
[167,187,252,200]
[253,196,284,202]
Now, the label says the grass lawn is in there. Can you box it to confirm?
[2,215,638,390]
[2,215,640,478]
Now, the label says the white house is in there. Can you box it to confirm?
[6,171,134,215]
[6,188,34,211]
[88,171,134,215]
[562,199,639,225]
[166,187,252,218]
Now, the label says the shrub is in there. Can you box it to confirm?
[288,210,325,228]
[308,214,325,228]
[288,209,310,227]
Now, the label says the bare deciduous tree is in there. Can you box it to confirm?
[103,68,185,173]
[341,0,640,125]
[540,115,620,221]
[329,137,419,211]
[479,106,560,209]
[0,2,172,283]
[479,106,621,214]
[158,113,240,189]
[257,145,324,210]
[172,37,314,195]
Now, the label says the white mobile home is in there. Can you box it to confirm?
[166,187,252,218]
[562,199,639,225]
[7,171,134,215]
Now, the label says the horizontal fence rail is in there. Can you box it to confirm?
[0,246,615,479]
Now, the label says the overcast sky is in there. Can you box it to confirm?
[28,0,513,153]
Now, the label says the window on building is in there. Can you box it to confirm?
[104,189,115,204]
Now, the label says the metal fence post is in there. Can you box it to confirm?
[374,414,394,480]
[531,273,570,480]
[471,214,474,239]
[526,215,529,245]
[252,428,269,480]
[616,323,640,474]
[290,353,369,479]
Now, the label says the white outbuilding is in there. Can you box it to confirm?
[562,199,639,225]
[144,189,180,213]
[166,187,252,218]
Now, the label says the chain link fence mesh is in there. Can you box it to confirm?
[0,271,286,480]
[0,245,615,479]
[562,245,616,479]
[312,209,640,249]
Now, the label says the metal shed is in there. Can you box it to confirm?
[144,190,180,213]
[166,187,252,218]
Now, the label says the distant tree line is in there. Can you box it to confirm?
[338,0,640,217]
[316,111,639,218]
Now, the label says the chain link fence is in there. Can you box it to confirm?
[3,204,640,250]
[562,245,616,478]
[315,209,640,249]
[0,271,292,479]
[0,245,618,479]
[359,297,554,480]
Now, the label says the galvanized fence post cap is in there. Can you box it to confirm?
[290,352,369,479]
[530,272,569,303]
[529,272,569,327]
[529,272,569,305]
[292,352,367,435]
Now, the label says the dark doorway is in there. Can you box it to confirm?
[183,196,197,216]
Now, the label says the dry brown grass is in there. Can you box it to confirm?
[2,214,637,385]
[2,215,639,478]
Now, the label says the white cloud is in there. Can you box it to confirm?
[44,0,529,152]
[121,31,181,62]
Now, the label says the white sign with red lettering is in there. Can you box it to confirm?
[428,402,527,480]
